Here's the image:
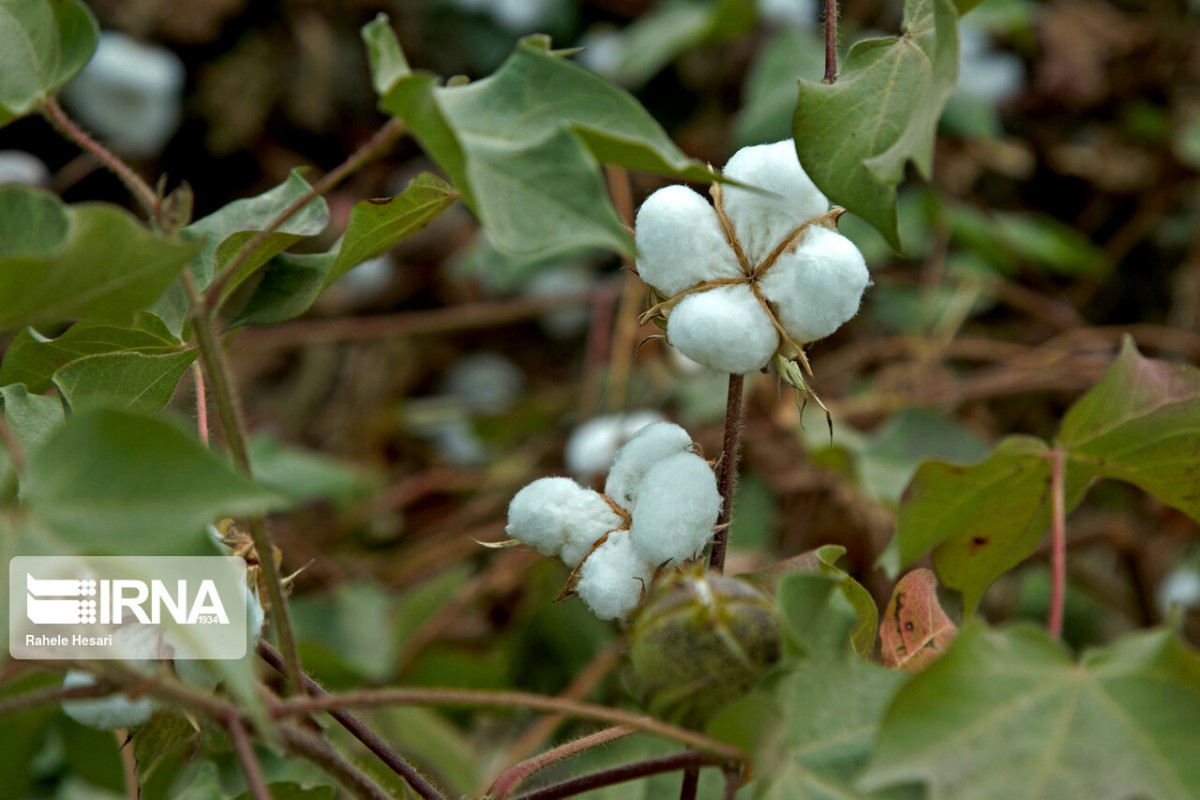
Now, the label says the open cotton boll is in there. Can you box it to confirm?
[629,452,720,567]
[506,477,623,566]
[722,141,829,261]
[575,530,656,620]
[565,410,665,480]
[62,671,157,730]
[667,285,778,374]
[63,31,184,158]
[604,421,695,510]
[635,185,742,297]
[0,151,50,186]
[759,225,870,344]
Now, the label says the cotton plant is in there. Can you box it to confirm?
[505,421,721,620]
[563,410,665,480]
[634,139,870,410]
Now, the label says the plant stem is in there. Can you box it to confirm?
[203,117,406,312]
[823,0,839,84]
[0,681,117,717]
[192,360,209,445]
[258,642,447,800]
[680,766,700,800]
[709,373,746,573]
[278,723,395,800]
[512,751,720,800]
[488,727,635,800]
[182,273,306,694]
[39,97,160,220]
[225,710,271,800]
[1048,448,1067,639]
[272,688,745,764]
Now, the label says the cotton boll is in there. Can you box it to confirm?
[524,265,593,339]
[62,671,157,730]
[604,421,695,510]
[506,477,622,566]
[629,453,720,567]
[0,151,50,186]
[635,185,742,297]
[63,32,184,158]
[565,411,665,481]
[722,141,829,262]
[758,0,817,29]
[758,226,870,344]
[667,286,778,374]
[441,352,525,414]
[1157,567,1200,616]
[575,530,655,620]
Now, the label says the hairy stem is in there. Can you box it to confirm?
[204,118,406,311]
[1048,448,1067,639]
[823,0,839,84]
[272,688,745,764]
[258,642,447,800]
[192,360,209,445]
[39,97,160,220]
[488,727,635,800]
[709,373,746,573]
[512,751,721,800]
[225,710,271,800]
[278,724,394,800]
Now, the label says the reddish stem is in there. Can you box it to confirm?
[823,0,839,84]
[225,710,270,800]
[709,373,746,573]
[1048,448,1067,639]
[512,751,721,800]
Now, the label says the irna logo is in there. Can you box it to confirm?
[25,574,230,626]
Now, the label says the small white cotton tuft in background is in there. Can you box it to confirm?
[61,671,157,730]
[0,151,50,187]
[1157,566,1200,616]
[759,225,871,344]
[574,530,655,620]
[565,410,665,481]
[603,421,695,510]
[629,452,721,567]
[634,185,742,297]
[667,285,779,374]
[441,352,525,415]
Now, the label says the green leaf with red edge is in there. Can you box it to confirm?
[0,186,201,331]
[861,623,1200,800]
[1058,336,1200,524]
[793,0,960,249]
[896,435,1091,615]
[880,568,957,672]
[367,19,721,259]
[0,0,98,126]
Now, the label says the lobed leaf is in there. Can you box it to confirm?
[0,186,200,331]
[861,623,1200,799]
[793,0,960,249]
[0,0,98,126]
[371,22,720,259]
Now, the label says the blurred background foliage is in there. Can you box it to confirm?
[3,0,1200,794]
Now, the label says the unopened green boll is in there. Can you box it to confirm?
[628,571,780,727]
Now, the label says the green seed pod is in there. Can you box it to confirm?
[628,570,781,727]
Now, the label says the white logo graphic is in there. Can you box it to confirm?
[26,574,99,624]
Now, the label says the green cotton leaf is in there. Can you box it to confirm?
[710,574,913,800]
[375,28,720,258]
[22,408,283,556]
[52,349,198,412]
[230,172,458,327]
[247,435,375,505]
[861,623,1200,800]
[950,205,1109,277]
[897,435,1091,615]
[1058,337,1200,524]
[184,169,328,298]
[0,313,181,393]
[0,673,58,798]
[735,28,826,147]
[362,12,409,96]
[857,408,990,505]
[793,0,959,249]
[0,384,64,462]
[0,186,201,331]
[0,0,98,126]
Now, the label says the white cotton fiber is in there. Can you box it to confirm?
[506,477,623,566]
[722,141,829,262]
[629,452,721,567]
[758,226,870,344]
[604,421,695,510]
[565,411,665,480]
[62,671,157,730]
[575,529,655,620]
[635,185,743,297]
[667,285,778,374]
